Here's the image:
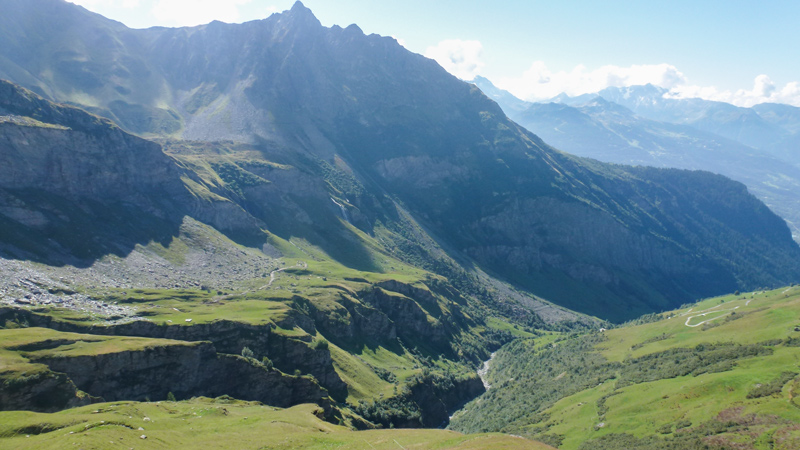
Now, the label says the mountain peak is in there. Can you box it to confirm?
[580,95,637,118]
[584,96,610,106]
[291,1,310,12]
[344,23,364,35]
[283,1,321,26]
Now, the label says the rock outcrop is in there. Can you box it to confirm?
[0,365,91,413]
[0,308,347,399]
[33,342,329,409]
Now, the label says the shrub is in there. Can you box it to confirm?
[657,423,673,434]
[747,372,797,399]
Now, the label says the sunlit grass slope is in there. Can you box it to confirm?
[451,286,800,450]
[0,398,554,450]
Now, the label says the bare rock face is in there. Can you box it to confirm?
[0,308,348,401]
[0,367,91,413]
[410,374,485,428]
[309,295,397,344]
[362,287,448,345]
[0,123,178,208]
[33,342,329,408]
[0,81,265,262]
[0,80,186,212]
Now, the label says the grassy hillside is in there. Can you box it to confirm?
[450,286,800,449]
[1,213,567,428]
[0,398,554,450]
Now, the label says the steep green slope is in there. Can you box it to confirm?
[450,286,800,449]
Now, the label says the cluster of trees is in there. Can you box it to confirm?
[746,371,797,399]
[351,396,421,428]
[617,342,773,387]
[450,333,613,433]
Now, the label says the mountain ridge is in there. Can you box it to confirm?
[1,0,799,323]
[472,76,800,240]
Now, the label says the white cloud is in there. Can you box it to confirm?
[494,61,800,107]
[152,0,254,26]
[496,62,687,101]
[424,39,484,80]
[669,75,800,107]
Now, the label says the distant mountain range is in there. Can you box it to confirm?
[594,85,800,159]
[473,77,800,240]
[1,0,799,326]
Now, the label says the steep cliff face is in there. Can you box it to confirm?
[0,308,347,399]
[0,123,178,210]
[308,294,398,344]
[410,374,485,428]
[0,80,185,212]
[0,327,331,413]
[35,342,328,408]
[361,287,449,346]
[0,365,91,412]
[0,81,265,262]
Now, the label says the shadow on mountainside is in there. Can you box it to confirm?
[0,188,182,268]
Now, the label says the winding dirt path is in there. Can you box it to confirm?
[260,261,308,290]
[684,306,739,327]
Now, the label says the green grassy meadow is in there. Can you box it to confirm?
[0,398,554,450]
[451,286,800,449]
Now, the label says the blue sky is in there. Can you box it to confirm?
[68,0,800,106]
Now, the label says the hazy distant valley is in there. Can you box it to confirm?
[474,77,800,240]
[1,1,799,449]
